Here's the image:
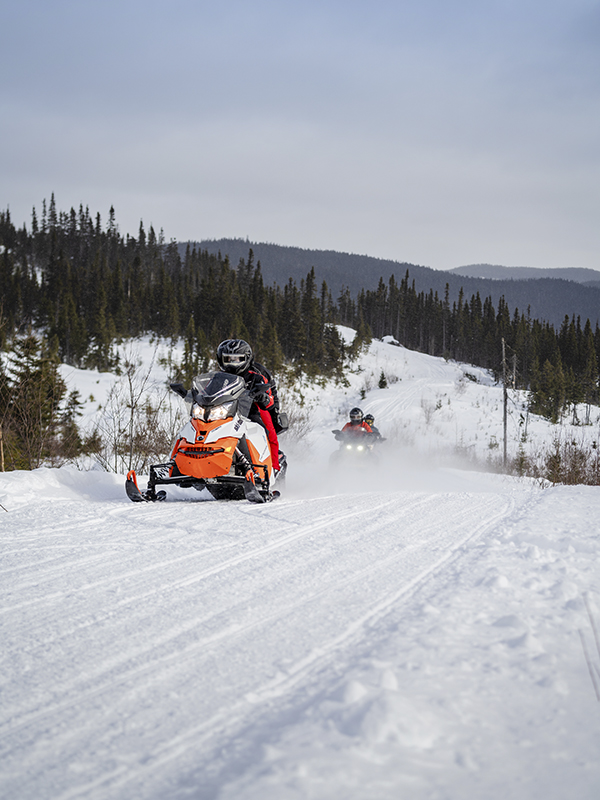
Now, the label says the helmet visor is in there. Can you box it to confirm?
[222,353,247,366]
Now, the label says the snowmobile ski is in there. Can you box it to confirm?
[243,472,266,503]
[126,471,166,502]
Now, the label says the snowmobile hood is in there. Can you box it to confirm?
[193,371,246,407]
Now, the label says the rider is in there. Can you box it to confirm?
[216,339,282,472]
[364,413,382,440]
[341,407,373,437]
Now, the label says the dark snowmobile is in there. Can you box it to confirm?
[329,428,377,465]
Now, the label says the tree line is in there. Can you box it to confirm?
[352,275,600,423]
[1,198,600,470]
[0,198,348,381]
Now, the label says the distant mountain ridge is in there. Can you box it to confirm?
[449,264,600,286]
[185,238,600,328]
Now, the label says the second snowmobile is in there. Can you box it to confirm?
[329,428,377,465]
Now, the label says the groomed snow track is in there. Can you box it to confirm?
[0,479,521,800]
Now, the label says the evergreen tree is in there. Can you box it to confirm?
[581,322,599,422]
[4,332,68,468]
[179,315,198,385]
[301,267,324,371]
[87,283,113,370]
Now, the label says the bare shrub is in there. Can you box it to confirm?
[507,434,600,486]
[283,402,312,448]
[90,347,185,473]
[421,398,436,425]
[276,371,314,451]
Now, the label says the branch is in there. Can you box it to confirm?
[579,629,600,702]
[584,592,600,661]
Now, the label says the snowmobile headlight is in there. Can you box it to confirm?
[191,403,204,419]
[346,444,353,450]
[207,402,234,421]
[357,445,365,451]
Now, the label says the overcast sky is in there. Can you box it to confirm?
[1,0,599,270]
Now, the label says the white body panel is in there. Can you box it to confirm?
[204,415,245,444]
[179,420,198,444]
[244,421,271,462]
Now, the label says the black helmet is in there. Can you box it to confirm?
[216,339,253,374]
[349,407,363,422]
[364,414,374,425]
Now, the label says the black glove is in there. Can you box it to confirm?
[253,391,269,409]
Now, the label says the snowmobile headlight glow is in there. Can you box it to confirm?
[357,445,365,451]
[346,444,352,450]
[206,402,234,421]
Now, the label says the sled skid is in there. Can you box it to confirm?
[243,474,266,504]
[126,478,148,502]
[126,471,148,502]
[126,471,166,502]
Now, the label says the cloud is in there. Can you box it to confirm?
[1,0,599,269]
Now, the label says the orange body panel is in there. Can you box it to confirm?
[174,435,238,479]
[171,417,273,480]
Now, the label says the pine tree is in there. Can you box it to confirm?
[179,315,198,385]
[87,283,113,370]
[349,310,372,359]
[5,332,68,468]
[301,267,324,372]
[581,322,599,422]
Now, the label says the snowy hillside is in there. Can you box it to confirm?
[2,335,600,800]
[58,327,600,475]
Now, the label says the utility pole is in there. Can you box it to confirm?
[502,338,508,468]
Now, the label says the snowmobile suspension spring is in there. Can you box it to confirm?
[235,447,253,472]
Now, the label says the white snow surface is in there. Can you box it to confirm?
[2,333,600,799]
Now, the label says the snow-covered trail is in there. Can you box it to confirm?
[1,468,530,800]
[4,323,600,798]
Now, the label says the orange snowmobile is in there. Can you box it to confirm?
[125,371,286,504]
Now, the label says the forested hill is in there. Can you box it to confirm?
[189,239,600,329]
[449,264,600,286]
[2,201,600,453]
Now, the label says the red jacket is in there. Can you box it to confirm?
[341,421,373,436]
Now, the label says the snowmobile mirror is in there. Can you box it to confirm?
[170,382,187,398]
[277,412,289,431]
[332,429,341,435]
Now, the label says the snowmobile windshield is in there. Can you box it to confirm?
[192,372,246,420]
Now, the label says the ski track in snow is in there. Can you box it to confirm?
[1,479,525,800]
